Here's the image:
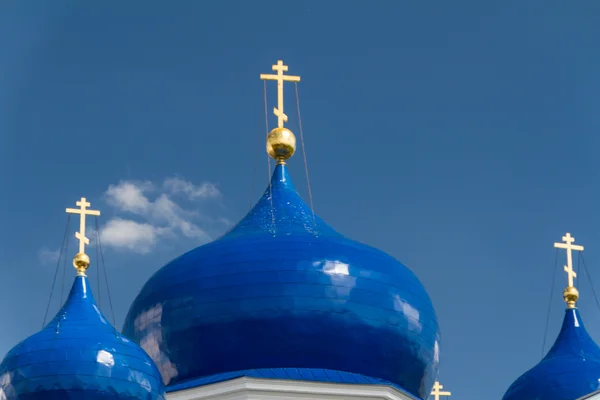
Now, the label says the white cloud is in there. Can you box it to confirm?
[38,247,61,264]
[100,218,162,254]
[99,177,223,254]
[105,180,153,215]
[163,177,220,199]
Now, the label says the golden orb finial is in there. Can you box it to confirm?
[267,127,296,164]
[73,252,90,276]
[563,286,579,309]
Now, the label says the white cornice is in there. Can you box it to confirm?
[577,390,600,400]
[167,376,416,400]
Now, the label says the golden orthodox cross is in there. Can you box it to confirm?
[431,381,451,400]
[554,232,584,287]
[66,197,100,255]
[260,60,301,128]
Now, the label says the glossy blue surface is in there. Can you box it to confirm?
[122,163,440,400]
[0,276,166,400]
[167,367,418,399]
[503,308,600,400]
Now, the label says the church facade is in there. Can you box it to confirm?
[1,60,599,400]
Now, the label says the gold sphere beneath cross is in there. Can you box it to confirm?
[73,252,90,276]
[563,286,579,308]
[266,127,296,163]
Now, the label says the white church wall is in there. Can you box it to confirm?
[166,377,415,400]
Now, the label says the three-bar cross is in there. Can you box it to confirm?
[66,197,100,255]
[260,60,301,128]
[554,232,584,288]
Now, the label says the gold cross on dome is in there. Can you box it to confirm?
[554,232,584,288]
[66,197,100,255]
[260,60,301,128]
[431,381,451,400]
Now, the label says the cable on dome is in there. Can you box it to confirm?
[263,80,276,235]
[42,215,70,328]
[294,82,317,235]
[57,216,72,334]
[95,223,101,308]
[576,251,581,289]
[541,248,559,358]
[59,219,71,309]
[580,254,600,314]
[248,146,259,210]
[95,217,118,335]
[248,85,264,210]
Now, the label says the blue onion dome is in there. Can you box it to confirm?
[0,275,166,400]
[503,233,600,400]
[123,161,441,399]
[503,308,600,400]
[0,199,166,400]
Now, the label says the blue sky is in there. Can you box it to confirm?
[1,1,600,399]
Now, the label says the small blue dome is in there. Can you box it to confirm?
[122,164,440,399]
[503,308,600,400]
[0,275,166,400]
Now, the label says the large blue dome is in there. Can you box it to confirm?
[122,163,440,399]
[503,308,600,400]
[0,275,166,400]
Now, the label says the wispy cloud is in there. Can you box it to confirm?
[163,177,220,200]
[99,177,226,254]
[38,247,61,265]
